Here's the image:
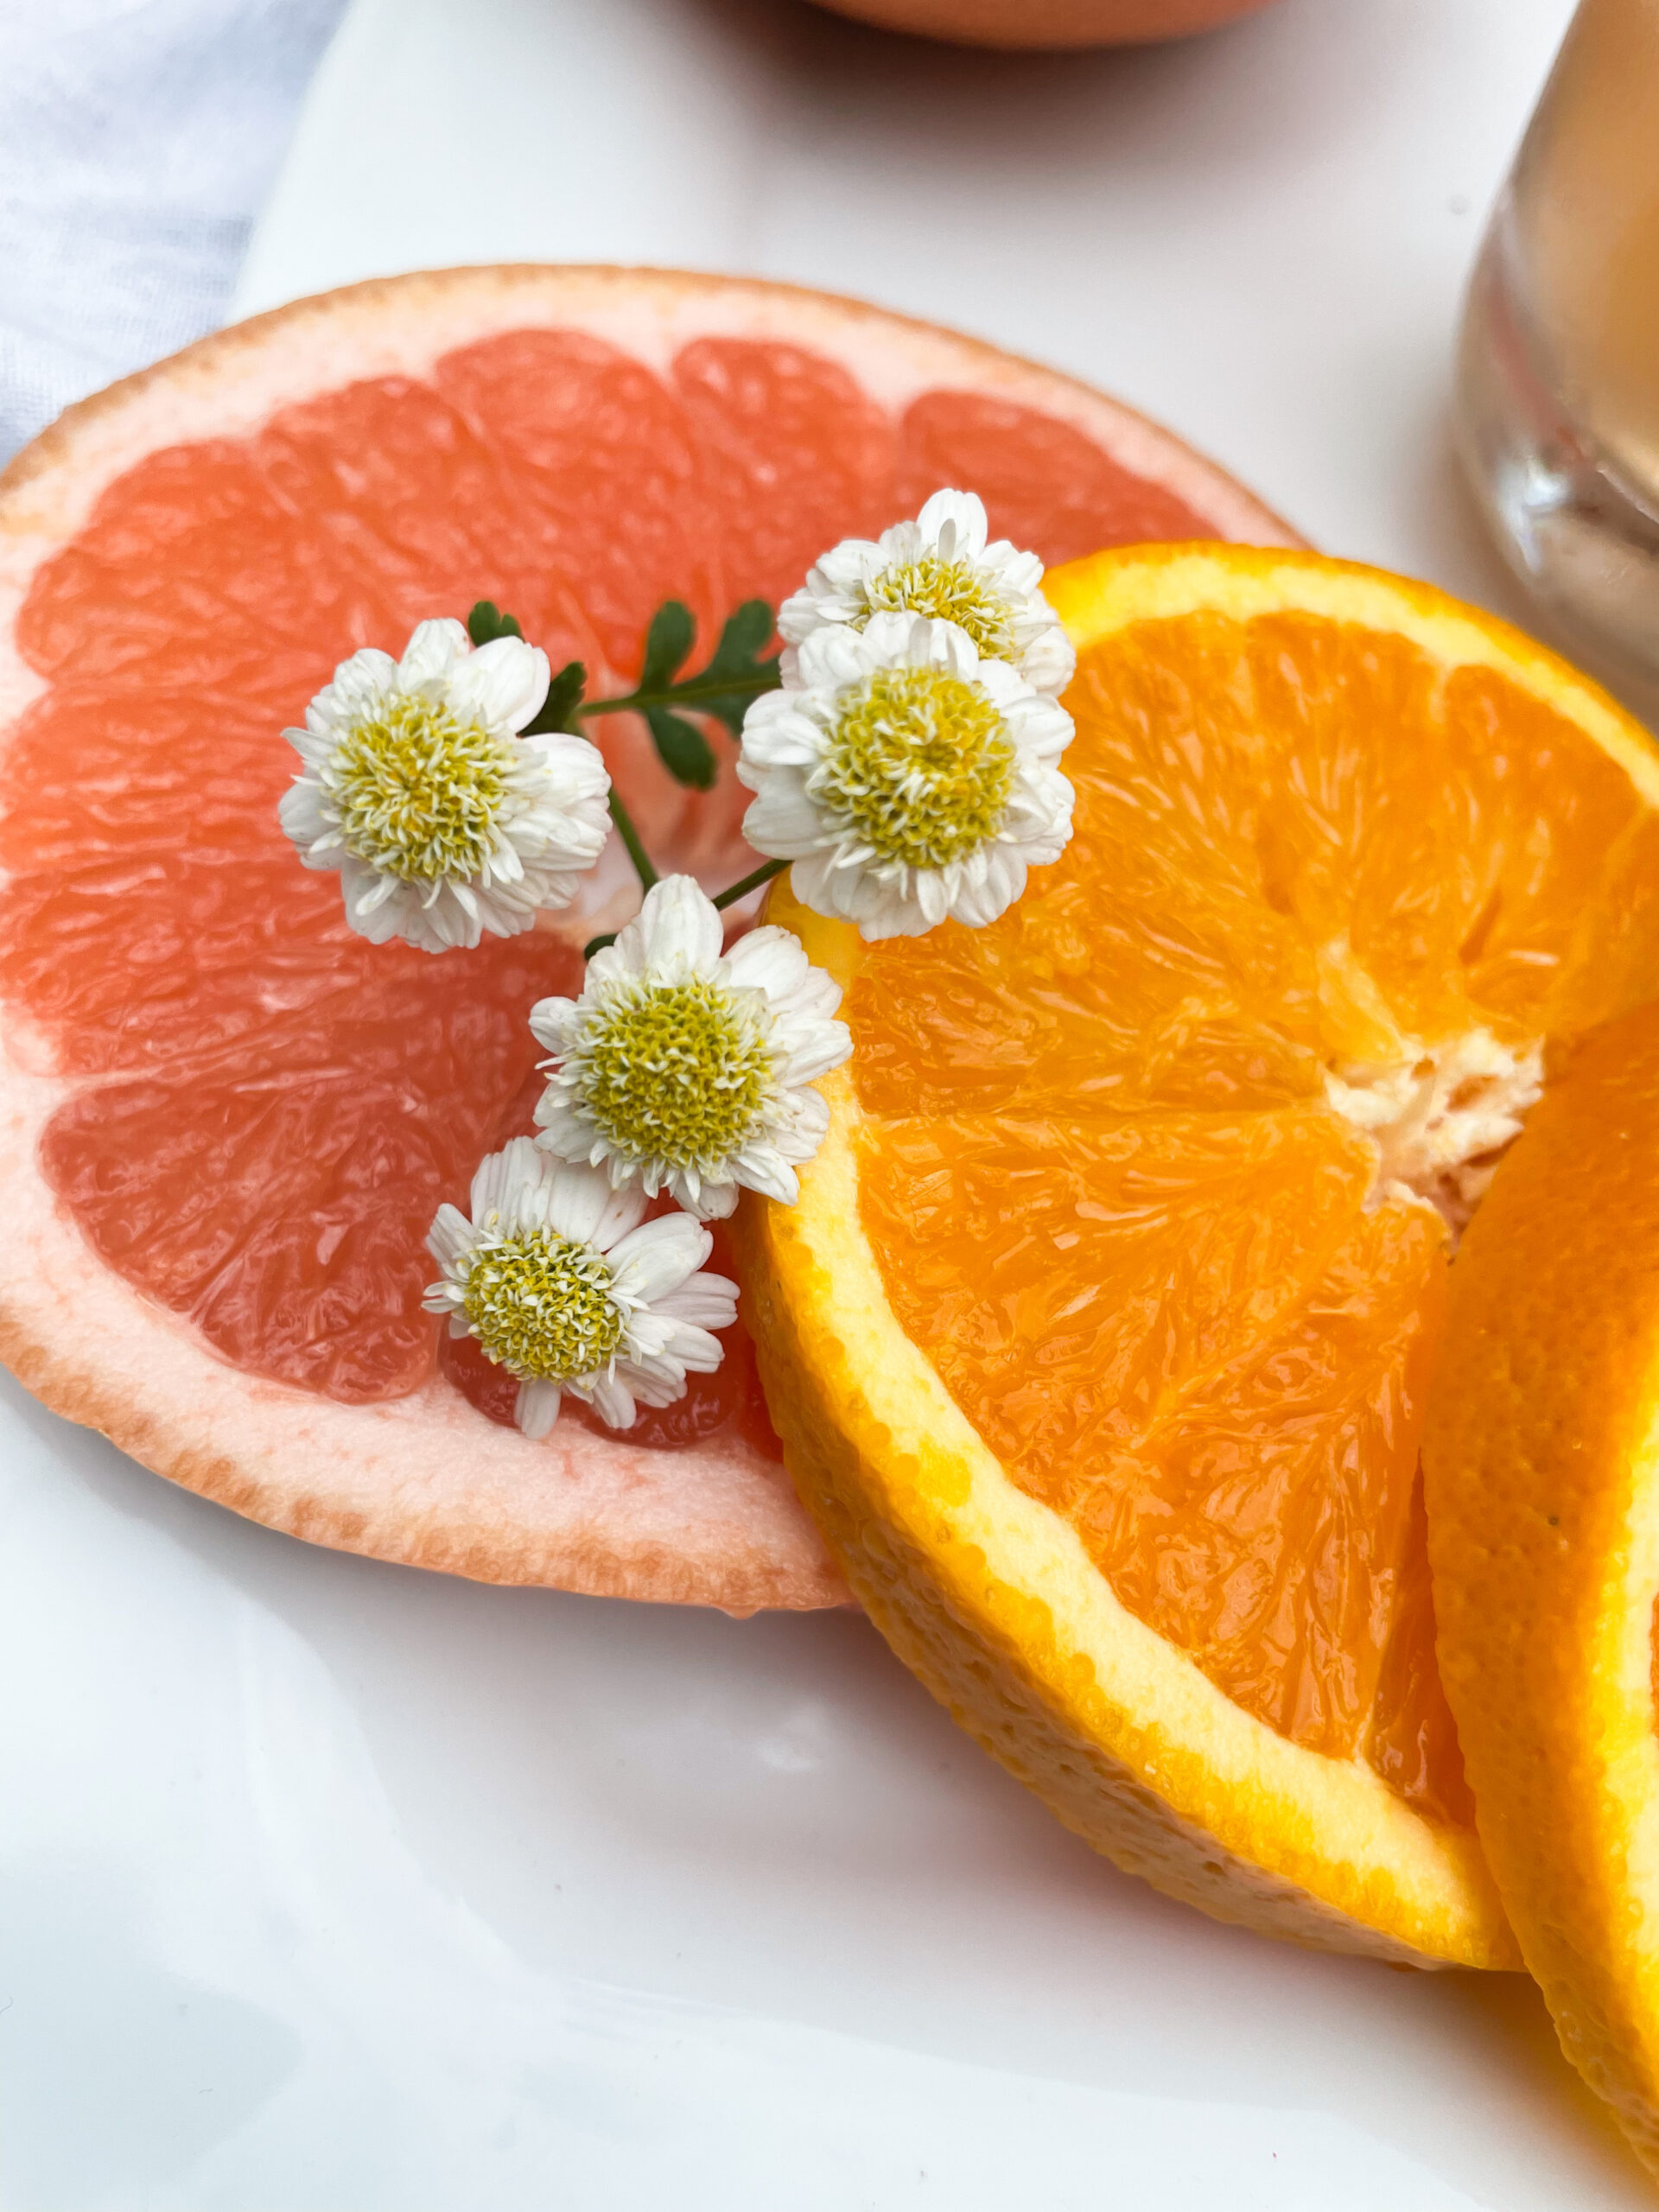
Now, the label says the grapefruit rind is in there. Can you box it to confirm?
[740,875,1516,1964]
[0,267,1296,1603]
[1425,1001,1659,2170]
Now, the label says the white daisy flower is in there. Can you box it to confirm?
[424,1137,738,1440]
[737,612,1075,942]
[779,488,1075,696]
[280,617,612,953]
[530,874,850,1223]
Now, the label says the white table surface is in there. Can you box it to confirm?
[10,2,1654,2207]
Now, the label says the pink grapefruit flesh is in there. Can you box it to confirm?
[0,265,1299,1609]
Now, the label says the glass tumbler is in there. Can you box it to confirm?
[1457,0,1659,690]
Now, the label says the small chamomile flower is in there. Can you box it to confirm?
[737,612,1074,942]
[280,617,611,953]
[530,874,850,1222]
[424,1137,738,1440]
[779,488,1075,696]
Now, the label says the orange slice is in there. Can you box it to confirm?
[740,543,1659,1961]
[0,265,1294,1608]
[1426,998,1659,2174]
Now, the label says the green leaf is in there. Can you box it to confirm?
[576,597,781,732]
[467,600,524,645]
[645,705,716,790]
[524,658,587,735]
[694,598,782,736]
[638,601,696,694]
[707,597,772,671]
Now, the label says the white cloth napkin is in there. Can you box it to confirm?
[0,0,345,462]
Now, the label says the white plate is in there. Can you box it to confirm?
[10,0,1654,2205]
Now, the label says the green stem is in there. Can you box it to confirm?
[582,855,789,963]
[607,789,658,893]
[712,856,787,912]
[576,665,780,720]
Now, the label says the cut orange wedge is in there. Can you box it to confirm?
[1427,998,1659,2171]
[739,543,1659,1965]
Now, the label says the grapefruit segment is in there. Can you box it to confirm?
[893,391,1211,557]
[741,543,1659,1952]
[0,267,1294,1604]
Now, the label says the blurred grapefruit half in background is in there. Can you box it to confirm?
[807,0,1282,50]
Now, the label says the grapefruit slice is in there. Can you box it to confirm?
[0,265,1295,1611]
[1425,1000,1659,2174]
[739,543,1659,1957]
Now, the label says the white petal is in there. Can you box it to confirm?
[654,1270,741,1331]
[916,487,988,560]
[397,617,470,690]
[658,1319,725,1375]
[1019,621,1077,697]
[792,622,882,690]
[917,869,954,928]
[544,1160,646,1249]
[665,1170,739,1222]
[425,1203,476,1273]
[741,781,826,860]
[340,867,427,945]
[583,1372,639,1428]
[315,646,397,728]
[515,1380,563,1440]
[527,996,581,1055]
[608,1211,712,1302]
[628,874,724,974]
[277,779,329,849]
[721,924,811,1001]
[735,1150,800,1205]
[1001,691,1075,763]
[736,695,830,772]
[448,635,550,734]
[524,729,612,800]
[532,1094,595,1160]
[469,1136,547,1234]
[854,608,930,667]
[766,952,845,1020]
[774,1018,851,1084]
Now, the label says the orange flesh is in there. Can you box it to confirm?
[849,611,1659,1819]
[0,327,1211,1431]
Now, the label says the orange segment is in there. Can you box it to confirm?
[741,543,1659,1959]
[858,1107,1447,1768]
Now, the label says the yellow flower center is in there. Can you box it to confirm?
[859,554,1017,661]
[579,979,772,1171]
[462,1230,625,1382]
[821,664,1016,870]
[331,694,516,883]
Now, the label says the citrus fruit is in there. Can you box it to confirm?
[1425,998,1659,2171]
[810,0,1280,48]
[0,265,1294,1610]
[740,540,1659,1959]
